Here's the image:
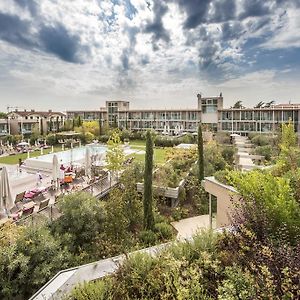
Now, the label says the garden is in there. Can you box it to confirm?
[67,122,300,300]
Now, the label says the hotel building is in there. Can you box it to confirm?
[0,94,299,137]
[66,94,300,136]
[0,109,65,137]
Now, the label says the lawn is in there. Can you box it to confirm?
[129,140,146,147]
[129,147,168,165]
[0,146,62,165]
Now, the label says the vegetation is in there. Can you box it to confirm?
[153,148,196,188]
[197,124,204,182]
[106,130,125,178]
[67,122,300,300]
[143,131,155,231]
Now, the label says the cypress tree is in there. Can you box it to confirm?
[143,130,155,230]
[56,116,60,132]
[99,113,102,136]
[198,123,204,182]
[40,119,44,136]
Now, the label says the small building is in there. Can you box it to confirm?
[5,109,66,136]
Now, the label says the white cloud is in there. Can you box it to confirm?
[262,8,300,49]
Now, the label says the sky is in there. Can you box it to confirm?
[0,0,300,112]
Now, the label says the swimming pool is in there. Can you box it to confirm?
[25,144,137,171]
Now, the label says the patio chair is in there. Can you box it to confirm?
[21,206,34,218]
[38,199,50,212]
[9,206,22,221]
[15,191,25,203]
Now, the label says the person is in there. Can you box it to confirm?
[36,171,43,186]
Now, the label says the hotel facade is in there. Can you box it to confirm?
[66,94,300,136]
[0,94,299,137]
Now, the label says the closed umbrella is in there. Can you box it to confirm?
[52,155,59,189]
[85,147,92,178]
[0,167,14,213]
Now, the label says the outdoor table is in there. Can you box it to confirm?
[23,201,35,211]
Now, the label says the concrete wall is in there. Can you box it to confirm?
[201,112,218,124]
[202,177,240,228]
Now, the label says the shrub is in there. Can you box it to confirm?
[251,134,270,146]
[51,192,106,255]
[68,280,108,300]
[218,266,257,299]
[46,133,57,145]
[254,145,273,161]
[154,222,174,240]
[154,136,179,147]
[214,169,232,185]
[98,135,109,143]
[221,145,235,165]
[138,230,157,246]
[0,225,73,299]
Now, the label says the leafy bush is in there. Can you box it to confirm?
[98,135,109,143]
[204,141,228,176]
[138,230,157,246]
[254,145,273,161]
[214,169,232,185]
[218,266,257,299]
[68,280,108,300]
[250,134,270,146]
[154,136,180,147]
[221,145,235,165]
[46,133,58,145]
[230,170,300,245]
[154,222,174,240]
[51,192,106,255]
[0,225,73,299]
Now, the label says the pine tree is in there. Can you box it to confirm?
[143,130,155,230]
[198,124,204,182]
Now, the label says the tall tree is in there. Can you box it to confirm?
[254,101,265,108]
[106,130,125,180]
[143,131,155,230]
[40,119,44,136]
[99,113,102,136]
[197,124,204,182]
[56,116,60,132]
[232,101,243,109]
[77,116,82,127]
[264,100,275,108]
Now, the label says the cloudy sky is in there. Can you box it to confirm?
[0,0,300,111]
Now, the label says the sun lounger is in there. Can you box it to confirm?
[21,207,34,218]
[38,199,50,211]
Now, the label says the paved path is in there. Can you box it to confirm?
[171,215,211,240]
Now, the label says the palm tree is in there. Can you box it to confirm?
[264,100,275,108]
[232,101,244,109]
[254,101,265,108]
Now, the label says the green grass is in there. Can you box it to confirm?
[129,147,168,165]
[129,140,146,147]
[0,146,63,165]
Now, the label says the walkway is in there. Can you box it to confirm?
[171,215,211,240]
[232,135,264,171]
